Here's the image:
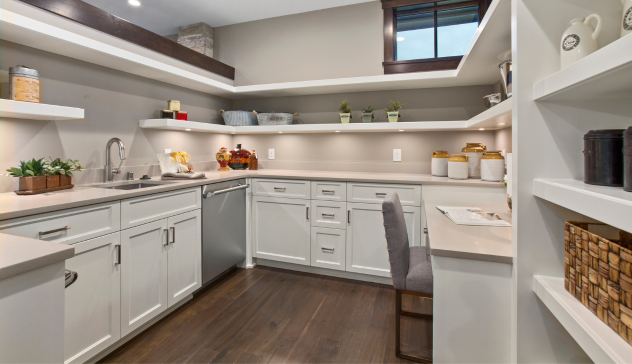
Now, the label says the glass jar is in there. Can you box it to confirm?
[228,144,251,170]
[9,65,40,103]
[249,150,259,170]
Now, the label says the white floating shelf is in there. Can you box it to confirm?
[140,99,511,134]
[533,35,632,101]
[533,179,632,233]
[0,0,509,98]
[0,99,84,121]
[534,275,632,364]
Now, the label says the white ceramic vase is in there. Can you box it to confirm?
[561,14,603,69]
[464,152,483,179]
[622,0,632,38]
[448,160,469,180]
[431,158,448,177]
[481,159,505,182]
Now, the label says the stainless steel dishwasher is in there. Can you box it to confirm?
[201,179,248,285]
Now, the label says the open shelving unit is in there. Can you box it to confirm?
[140,99,511,134]
[0,0,510,98]
[0,99,84,121]
[533,275,632,364]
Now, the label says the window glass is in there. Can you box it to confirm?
[437,6,479,57]
[396,11,435,61]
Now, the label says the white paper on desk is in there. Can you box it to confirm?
[436,206,511,227]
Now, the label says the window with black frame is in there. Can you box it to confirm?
[382,0,490,74]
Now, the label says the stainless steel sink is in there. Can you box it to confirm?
[89,182,174,190]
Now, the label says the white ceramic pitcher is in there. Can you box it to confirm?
[560,14,603,69]
[622,0,632,38]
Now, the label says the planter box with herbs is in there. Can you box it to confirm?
[6,158,83,195]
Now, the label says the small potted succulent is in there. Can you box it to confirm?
[6,158,47,191]
[384,101,405,123]
[46,158,83,186]
[339,100,352,123]
[361,106,375,123]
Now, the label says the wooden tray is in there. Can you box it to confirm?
[15,184,74,195]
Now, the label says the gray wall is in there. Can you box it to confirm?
[214,1,384,86]
[495,128,512,153]
[0,40,232,192]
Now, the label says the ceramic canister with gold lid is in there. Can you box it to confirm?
[481,151,505,182]
[448,154,469,180]
[431,150,450,177]
[462,142,487,178]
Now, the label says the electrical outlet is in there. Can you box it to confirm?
[163,149,172,154]
[268,149,275,160]
[393,149,402,162]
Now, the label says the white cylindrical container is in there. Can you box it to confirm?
[448,154,469,180]
[431,150,449,177]
[462,143,486,179]
[560,14,603,69]
[481,151,506,182]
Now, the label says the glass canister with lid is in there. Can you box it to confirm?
[9,65,41,103]
[448,154,469,180]
[462,142,487,179]
[481,151,505,182]
[431,150,450,177]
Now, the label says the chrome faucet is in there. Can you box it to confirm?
[104,138,126,182]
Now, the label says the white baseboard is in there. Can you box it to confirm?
[256,259,393,285]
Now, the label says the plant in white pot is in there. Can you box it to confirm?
[384,101,405,122]
[361,106,374,123]
[339,100,352,123]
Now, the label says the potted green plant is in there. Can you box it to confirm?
[384,101,405,123]
[43,160,62,188]
[47,158,83,186]
[6,158,47,191]
[339,100,352,124]
[361,106,374,123]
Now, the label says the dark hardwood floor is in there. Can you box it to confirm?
[100,267,432,364]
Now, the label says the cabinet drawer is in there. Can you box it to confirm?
[121,187,201,229]
[310,200,347,229]
[252,179,310,199]
[0,201,120,245]
[311,181,346,201]
[311,227,346,271]
[347,183,421,206]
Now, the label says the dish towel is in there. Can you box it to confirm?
[161,172,206,180]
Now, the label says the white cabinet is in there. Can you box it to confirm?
[252,179,310,199]
[347,183,422,206]
[310,200,347,229]
[64,233,121,364]
[167,210,202,307]
[311,227,346,271]
[346,202,421,277]
[120,187,201,229]
[252,196,310,265]
[120,219,169,337]
[311,181,346,201]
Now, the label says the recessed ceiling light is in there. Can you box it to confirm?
[129,0,141,6]
[278,132,283,134]
[399,130,404,132]
[335,131,340,133]
[397,37,405,41]
[479,128,485,131]
[497,122,507,126]
[184,128,191,131]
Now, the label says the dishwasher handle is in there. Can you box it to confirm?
[65,270,78,289]
[203,184,249,199]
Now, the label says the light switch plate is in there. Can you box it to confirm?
[393,149,402,162]
[268,149,275,160]
[163,149,172,154]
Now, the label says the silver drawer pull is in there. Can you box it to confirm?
[115,245,121,265]
[39,226,72,236]
[164,229,169,246]
[322,247,335,252]
[424,227,428,234]
[322,213,335,218]
[170,227,176,244]
[322,190,335,194]
[274,187,286,191]
[376,192,387,197]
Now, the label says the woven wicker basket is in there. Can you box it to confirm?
[564,221,632,346]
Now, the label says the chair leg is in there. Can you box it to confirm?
[395,290,433,363]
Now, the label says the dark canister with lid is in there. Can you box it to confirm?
[625,127,632,192]
[584,129,625,187]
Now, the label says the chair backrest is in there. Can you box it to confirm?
[382,191,409,290]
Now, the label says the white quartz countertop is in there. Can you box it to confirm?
[424,202,512,264]
[0,169,503,221]
[0,234,75,281]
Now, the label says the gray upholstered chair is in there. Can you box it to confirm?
[382,191,433,363]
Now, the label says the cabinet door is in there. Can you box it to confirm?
[311,227,346,271]
[64,233,121,364]
[346,203,421,277]
[120,219,168,337]
[252,196,310,265]
[167,210,202,307]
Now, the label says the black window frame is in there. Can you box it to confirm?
[382,0,491,74]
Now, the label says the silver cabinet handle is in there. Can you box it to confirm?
[322,213,335,218]
[203,184,249,199]
[164,229,169,246]
[424,227,428,234]
[376,192,387,197]
[115,244,121,265]
[170,227,176,244]
[322,190,335,194]
[322,247,335,252]
[274,187,286,191]
[39,226,72,237]
[306,206,309,220]
[348,210,351,224]
[65,270,78,289]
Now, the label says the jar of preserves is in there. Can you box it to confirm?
[216,147,231,171]
[9,65,40,103]
[228,144,251,170]
[248,150,259,170]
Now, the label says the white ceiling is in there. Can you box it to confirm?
[82,0,376,36]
